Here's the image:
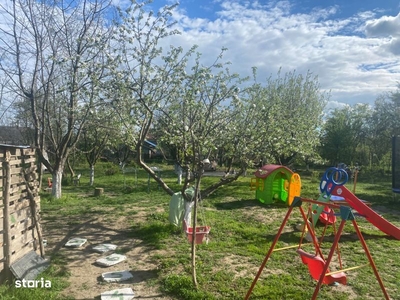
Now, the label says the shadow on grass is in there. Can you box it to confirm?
[65,183,164,196]
[42,211,173,298]
[214,198,289,210]
[330,231,397,242]
[44,216,144,269]
[264,231,303,245]
[128,222,179,250]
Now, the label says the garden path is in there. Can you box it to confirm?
[42,211,173,300]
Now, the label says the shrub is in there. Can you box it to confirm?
[104,163,119,176]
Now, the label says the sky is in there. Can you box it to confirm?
[142,0,400,111]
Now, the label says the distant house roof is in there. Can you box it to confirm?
[145,140,157,148]
[0,126,32,146]
[0,144,31,149]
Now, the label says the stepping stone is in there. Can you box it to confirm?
[101,287,134,300]
[65,238,87,248]
[102,270,133,282]
[96,253,127,267]
[92,244,117,253]
[10,250,50,280]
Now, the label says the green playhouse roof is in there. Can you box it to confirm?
[254,164,293,179]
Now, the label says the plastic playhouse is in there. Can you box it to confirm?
[251,164,301,205]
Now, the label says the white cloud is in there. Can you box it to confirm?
[365,13,400,37]
[2,0,397,109]
[325,100,348,112]
[165,0,400,106]
[364,12,400,56]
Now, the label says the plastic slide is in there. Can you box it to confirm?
[332,185,400,240]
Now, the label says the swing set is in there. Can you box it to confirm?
[183,219,211,244]
[182,192,211,245]
[244,196,391,300]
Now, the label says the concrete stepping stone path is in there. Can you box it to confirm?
[96,253,127,267]
[101,287,134,300]
[102,270,133,282]
[64,238,87,247]
[92,243,118,253]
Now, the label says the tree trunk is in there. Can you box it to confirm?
[66,156,75,183]
[52,167,63,198]
[37,161,43,190]
[191,168,202,289]
[191,187,198,289]
[90,164,95,186]
[94,188,104,197]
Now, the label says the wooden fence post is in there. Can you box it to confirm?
[22,152,45,258]
[2,150,12,283]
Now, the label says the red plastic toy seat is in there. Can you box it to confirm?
[319,206,336,225]
[297,249,346,285]
[183,220,211,244]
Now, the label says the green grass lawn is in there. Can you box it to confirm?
[1,163,400,300]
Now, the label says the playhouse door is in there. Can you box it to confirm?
[288,173,301,206]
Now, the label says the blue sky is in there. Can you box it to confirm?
[178,1,399,21]
[139,0,400,110]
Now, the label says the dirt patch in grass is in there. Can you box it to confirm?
[42,211,173,300]
[217,255,259,279]
[241,205,279,225]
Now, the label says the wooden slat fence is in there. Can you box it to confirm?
[0,146,44,282]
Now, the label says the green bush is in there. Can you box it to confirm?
[104,163,119,176]
[310,170,321,183]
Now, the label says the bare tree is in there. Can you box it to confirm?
[0,77,14,125]
[80,108,117,186]
[0,0,115,197]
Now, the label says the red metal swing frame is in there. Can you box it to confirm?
[244,197,390,300]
